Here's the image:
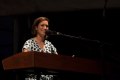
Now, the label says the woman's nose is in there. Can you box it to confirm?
[45,26,48,30]
[44,26,48,30]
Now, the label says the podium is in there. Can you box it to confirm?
[2,52,102,80]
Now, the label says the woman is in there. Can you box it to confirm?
[22,17,58,80]
[22,16,58,54]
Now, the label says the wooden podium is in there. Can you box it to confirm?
[2,52,102,79]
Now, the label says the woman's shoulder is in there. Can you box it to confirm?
[45,40,56,47]
[45,40,52,44]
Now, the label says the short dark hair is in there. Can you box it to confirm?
[32,17,49,36]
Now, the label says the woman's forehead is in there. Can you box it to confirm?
[40,20,48,24]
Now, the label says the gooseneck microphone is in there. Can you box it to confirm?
[45,30,82,39]
[45,30,100,43]
[45,30,62,35]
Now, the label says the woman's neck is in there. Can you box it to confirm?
[35,35,45,42]
[35,35,45,49]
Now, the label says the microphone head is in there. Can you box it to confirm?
[45,30,57,35]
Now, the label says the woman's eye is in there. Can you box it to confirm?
[41,24,48,27]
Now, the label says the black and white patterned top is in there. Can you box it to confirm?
[22,38,57,54]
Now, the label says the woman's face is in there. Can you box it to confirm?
[36,20,49,37]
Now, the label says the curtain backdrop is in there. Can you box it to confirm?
[0,0,120,16]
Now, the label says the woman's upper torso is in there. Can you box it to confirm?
[22,38,57,54]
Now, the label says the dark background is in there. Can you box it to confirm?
[1,0,120,80]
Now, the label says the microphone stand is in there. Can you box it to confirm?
[58,33,111,80]
[49,30,116,80]
[59,33,101,44]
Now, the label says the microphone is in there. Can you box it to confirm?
[45,30,101,43]
[45,30,62,35]
[46,30,81,39]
